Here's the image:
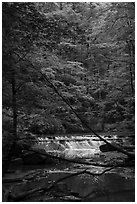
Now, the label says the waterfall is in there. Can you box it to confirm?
[78,140,93,149]
[37,134,112,159]
[65,141,78,149]
[56,141,66,150]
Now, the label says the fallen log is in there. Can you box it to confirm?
[13,55,135,159]
[3,177,23,183]
[99,143,135,153]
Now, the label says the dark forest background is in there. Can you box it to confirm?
[2,3,135,202]
[3,2,135,144]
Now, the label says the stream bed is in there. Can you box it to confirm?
[3,165,135,202]
[3,133,135,202]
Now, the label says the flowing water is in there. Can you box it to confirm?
[35,133,134,159]
[36,134,104,158]
[4,133,135,202]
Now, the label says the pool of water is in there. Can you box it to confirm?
[3,132,135,202]
[7,167,134,202]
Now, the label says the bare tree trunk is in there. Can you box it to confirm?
[126,17,135,97]
[12,76,17,139]
[3,74,18,176]
[40,71,134,159]
[129,63,134,97]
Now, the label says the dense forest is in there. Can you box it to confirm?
[3,2,135,135]
[2,2,135,202]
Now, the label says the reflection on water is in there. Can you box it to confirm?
[48,171,134,194]
[9,168,134,202]
[43,170,135,202]
[8,166,134,202]
[5,133,135,202]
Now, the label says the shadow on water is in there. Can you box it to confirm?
[6,167,134,201]
[44,171,135,202]
[3,132,135,202]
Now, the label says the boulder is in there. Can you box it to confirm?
[99,143,116,152]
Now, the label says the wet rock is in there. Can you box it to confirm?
[61,195,81,201]
[99,143,117,152]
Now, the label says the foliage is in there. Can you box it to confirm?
[2,2,135,142]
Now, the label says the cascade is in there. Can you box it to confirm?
[74,141,83,149]
[84,139,101,149]
[78,140,92,149]
[88,139,94,146]
[56,141,65,150]
[64,141,73,149]
[37,134,114,158]
[36,133,133,159]
[68,141,79,149]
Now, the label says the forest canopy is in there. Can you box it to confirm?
[2,3,135,202]
[3,2,135,137]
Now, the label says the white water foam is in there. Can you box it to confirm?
[37,135,106,158]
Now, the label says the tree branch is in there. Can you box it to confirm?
[9,52,135,158]
[24,146,134,167]
[39,71,134,158]
[8,167,115,201]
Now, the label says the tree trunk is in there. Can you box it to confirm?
[126,18,135,97]
[12,76,17,138]
[40,71,135,159]
[3,74,18,176]
[129,63,134,97]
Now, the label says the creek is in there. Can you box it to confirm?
[34,132,134,159]
[3,132,135,202]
